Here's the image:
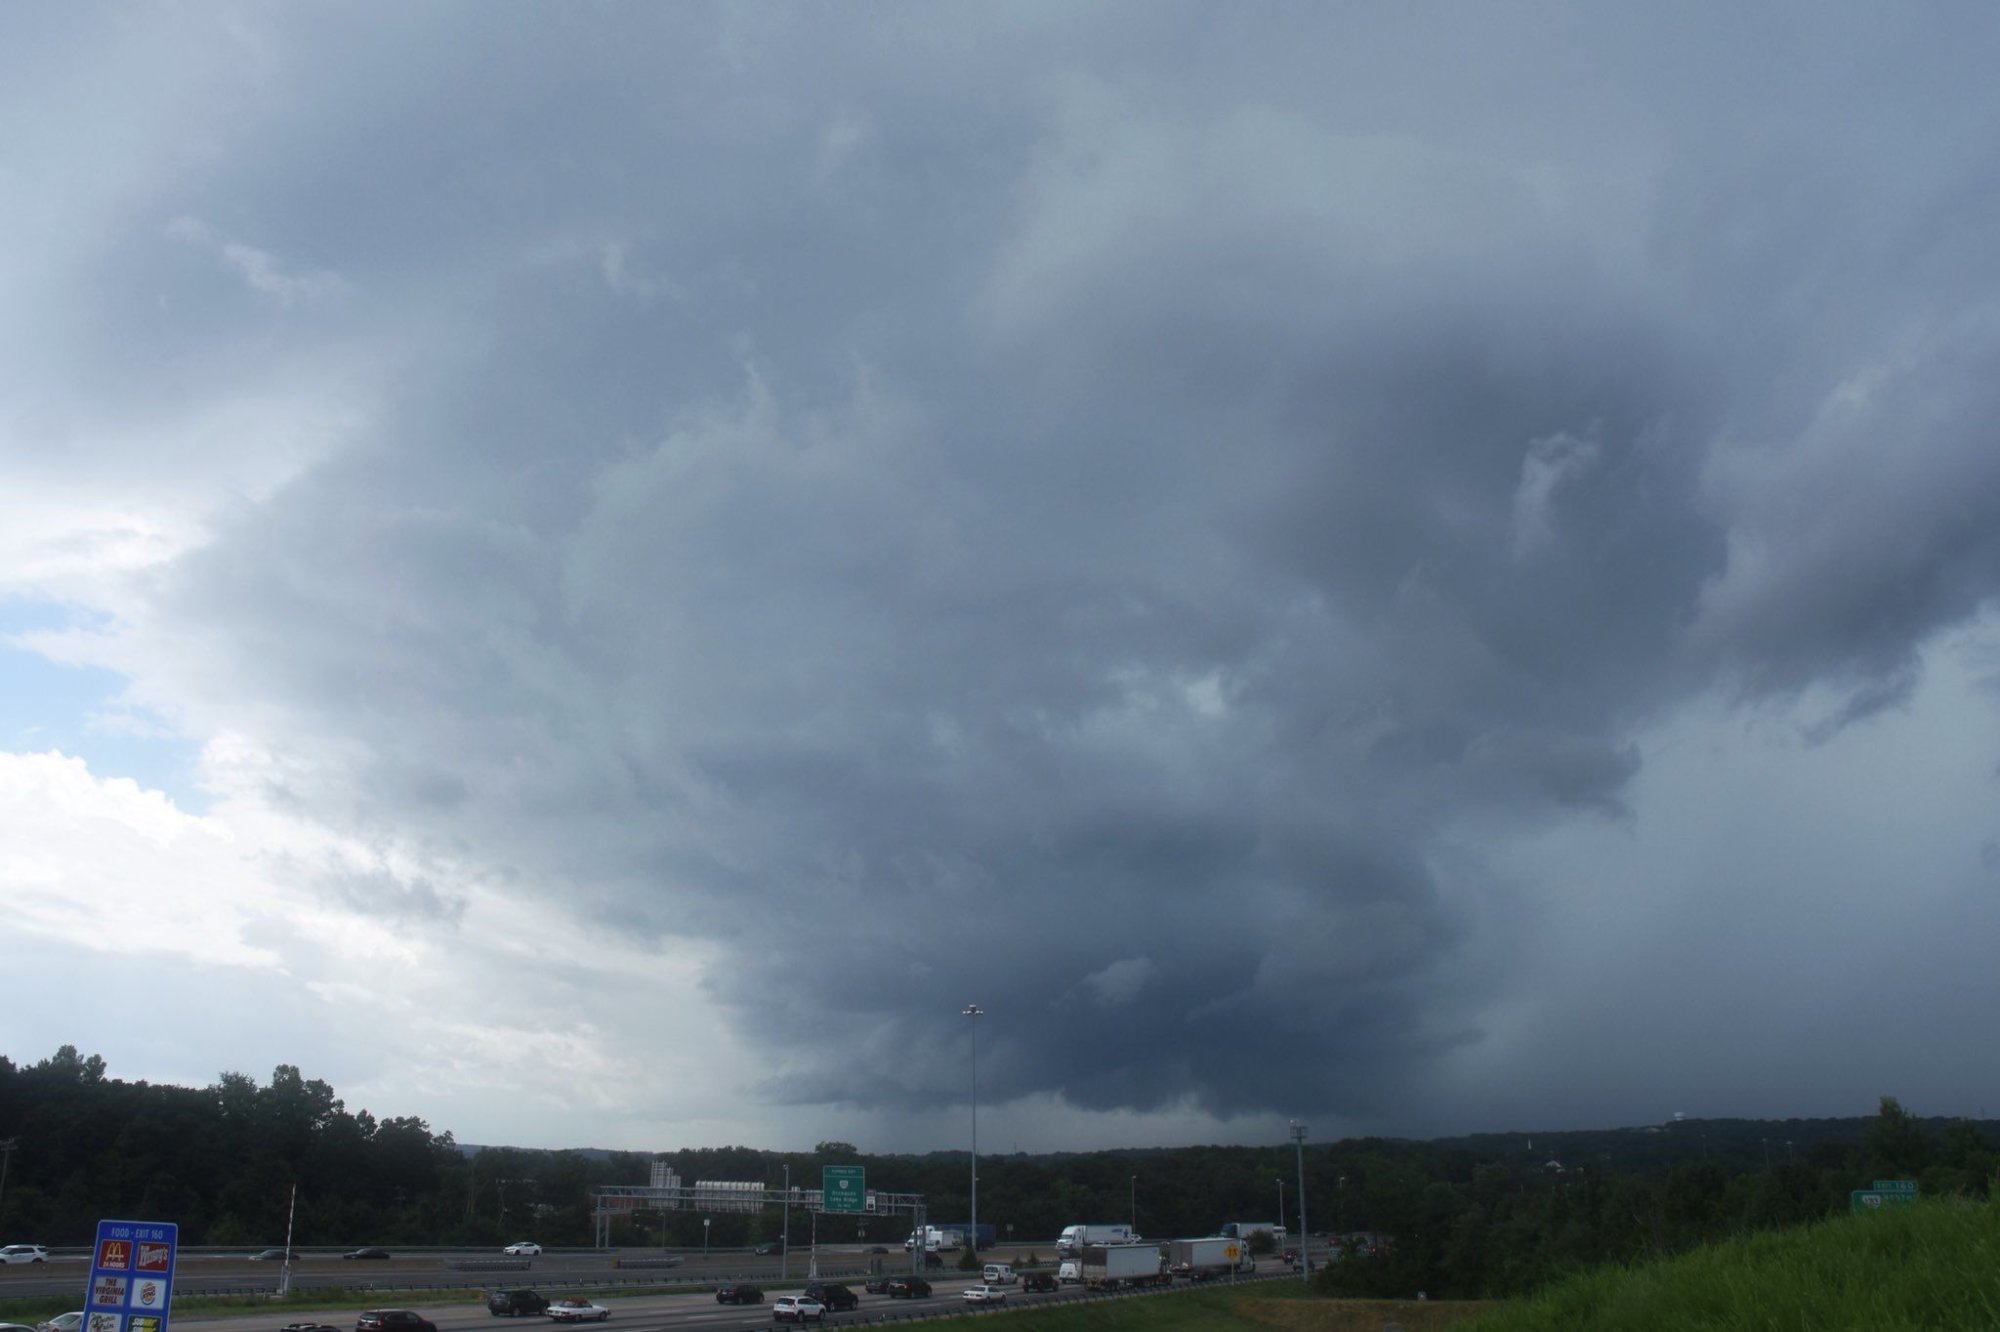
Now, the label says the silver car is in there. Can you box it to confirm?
[2,1246,49,1265]
[769,1296,823,1324]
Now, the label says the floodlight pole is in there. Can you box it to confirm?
[1290,1121,1310,1284]
[963,1003,983,1258]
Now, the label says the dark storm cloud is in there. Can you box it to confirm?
[19,3,2000,1133]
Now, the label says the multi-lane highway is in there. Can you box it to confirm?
[2,1247,1280,1329]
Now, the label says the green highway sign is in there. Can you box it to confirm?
[1851,1189,1917,1213]
[822,1165,865,1214]
[1872,1179,1918,1194]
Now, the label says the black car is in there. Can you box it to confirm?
[752,1240,786,1256]
[486,1290,549,1317]
[803,1284,857,1312]
[343,1248,392,1260]
[1020,1271,1059,1293]
[714,1285,762,1306]
[253,1249,300,1261]
[862,1276,893,1294]
[356,1314,433,1332]
[884,1277,932,1299]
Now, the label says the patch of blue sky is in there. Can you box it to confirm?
[1,602,205,810]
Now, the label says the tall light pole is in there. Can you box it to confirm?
[1290,1121,1310,1285]
[702,1218,710,1262]
[1130,1175,1137,1231]
[963,1003,983,1258]
[782,1162,791,1281]
[1276,1178,1284,1233]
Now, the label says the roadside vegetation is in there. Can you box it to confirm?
[1462,1194,2000,1331]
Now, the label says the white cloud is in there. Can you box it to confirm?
[1510,429,1601,558]
[1081,957,1158,1007]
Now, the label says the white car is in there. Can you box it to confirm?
[2,1246,49,1264]
[36,1315,83,1332]
[961,1285,1008,1304]
[503,1242,542,1257]
[770,1296,824,1323]
[543,1301,606,1324]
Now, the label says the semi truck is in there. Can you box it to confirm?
[938,1222,996,1249]
[1079,1242,1168,1290]
[905,1223,994,1252]
[1217,1221,1286,1245]
[1055,1223,1139,1255]
[1167,1236,1251,1279]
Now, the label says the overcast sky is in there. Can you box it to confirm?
[6,3,2000,1156]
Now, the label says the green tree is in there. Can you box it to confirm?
[1865,1096,1932,1175]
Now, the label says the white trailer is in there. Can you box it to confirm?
[1080,1243,1167,1290]
[1217,1221,1285,1245]
[1168,1236,1251,1278]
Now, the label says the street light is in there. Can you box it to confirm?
[1289,1121,1310,1285]
[782,1163,791,1281]
[963,1003,983,1258]
[1276,1178,1284,1235]
[702,1218,710,1262]
[1130,1175,1137,1231]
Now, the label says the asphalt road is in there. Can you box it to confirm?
[2,1248,1288,1329]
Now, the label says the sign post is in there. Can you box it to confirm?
[84,1220,179,1332]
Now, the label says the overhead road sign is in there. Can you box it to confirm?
[822,1166,865,1214]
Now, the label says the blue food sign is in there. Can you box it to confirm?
[84,1219,179,1332]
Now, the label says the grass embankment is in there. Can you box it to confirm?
[1464,1195,2000,1330]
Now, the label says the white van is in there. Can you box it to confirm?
[1057,1260,1082,1284]
[981,1263,1017,1285]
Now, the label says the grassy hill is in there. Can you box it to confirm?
[1461,1193,2000,1330]
[979,1193,1998,1330]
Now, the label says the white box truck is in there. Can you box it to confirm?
[1055,1223,1139,1256]
[1080,1243,1167,1290]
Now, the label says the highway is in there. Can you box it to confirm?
[1,1247,1288,1329]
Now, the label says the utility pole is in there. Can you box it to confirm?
[0,1138,17,1211]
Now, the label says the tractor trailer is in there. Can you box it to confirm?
[1080,1243,1168,1290]
[1168,1237,1251,1278]
[1055,1223,1139,1255]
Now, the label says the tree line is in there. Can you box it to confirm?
[2,1048,1991,1299]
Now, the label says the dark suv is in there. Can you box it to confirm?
[884,1277,932,1299]
[486,1290,549,1317]
[1021,1271,1059,1292]
[357,1314,435,1332]
[803,1283,858,1312]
